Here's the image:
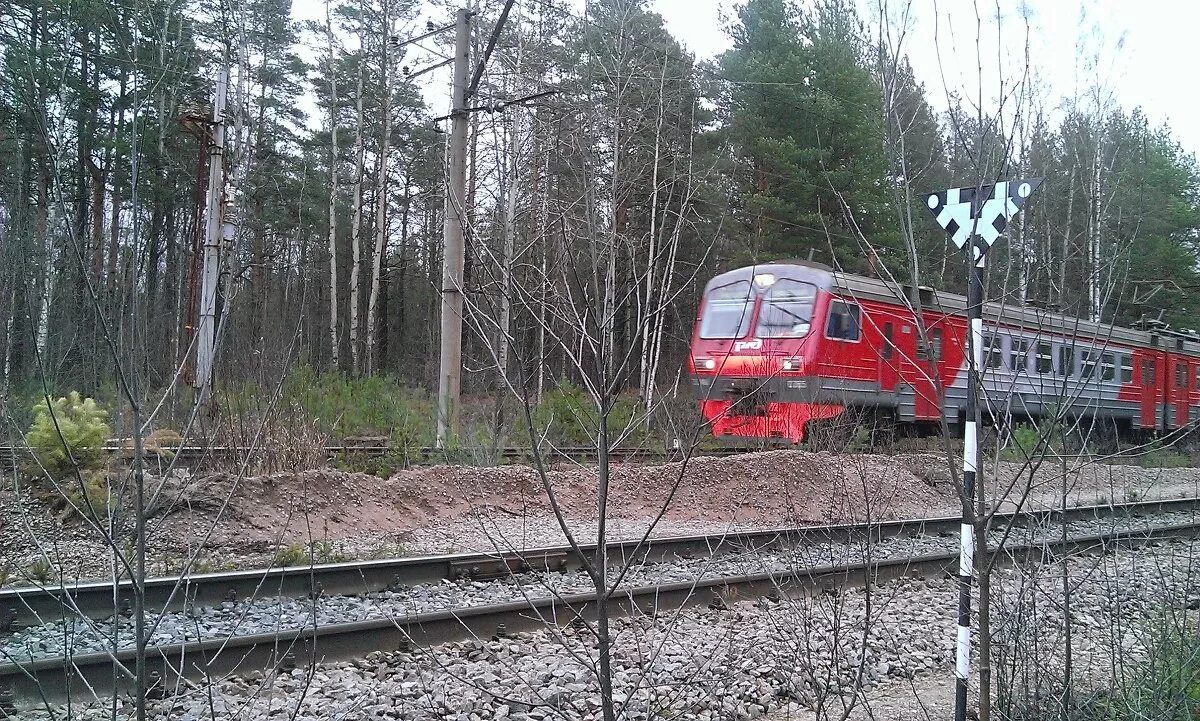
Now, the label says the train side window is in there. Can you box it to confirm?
[1035,342,1052,374]
[1100,353,1116,381]
[1176,362,1188,389]
[932,328,943,360]
[882,322,894,359]
[1142,359,1156,385]
[825,301,861,341]
[1057,346,1075,377]
[1010,339,1030,373]
[1119,355,1133,383]
[1195,365,1200,390]
[984,335,1004,370]
[1080,351,1098,379]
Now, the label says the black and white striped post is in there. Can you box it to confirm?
[926,178,1041,721]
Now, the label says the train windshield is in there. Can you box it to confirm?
[755,279,818,338]
[699,280,754,339]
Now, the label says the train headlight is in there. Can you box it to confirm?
[702,358,716,370]
[781,358,801,371]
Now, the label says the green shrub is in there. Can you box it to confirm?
[1097,620,1200,720]
[284,366,433,446]
[1001,423,1044,462]
[63,470,114,522]
[271,540,349,568]
[24,392,111,479]
[26,558,53,584]
[223,366,434,448]
[334,449,414,477]
[532,379,645,446]
[1000,612,1200,721]
[1137,438,1193,469]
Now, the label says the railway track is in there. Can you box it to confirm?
[0,442,764,470]
[1,496,1197,707]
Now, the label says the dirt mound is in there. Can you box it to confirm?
[161,450,946,547]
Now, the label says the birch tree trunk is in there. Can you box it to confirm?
[639,64,667,415]
[35,173,51,358]
[497,116,520,379]
[497,38,525,380]
[1060,163,1076,309]
[326,0,340,370]
[1088,129,1104,323]
[366,4,391,376]
[349,37,366,375]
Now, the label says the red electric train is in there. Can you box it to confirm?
[688,262,1200,443]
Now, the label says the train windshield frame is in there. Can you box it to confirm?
[755,279,818,338]
[698,280,754,339]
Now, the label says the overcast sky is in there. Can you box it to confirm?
[292,0,1200,157]
[651,0,1200,155]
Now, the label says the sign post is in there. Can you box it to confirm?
[926,178,1041,721]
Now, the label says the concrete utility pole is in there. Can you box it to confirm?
[927,178,1040,721]
[195,66,229,410]
[436,8,471,448]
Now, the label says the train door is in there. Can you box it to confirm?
[1139,355,1159,431]
[879,320,899,392]
[1174,358,1190,428]
[909,322,943,421]
[1194,362,1200,427]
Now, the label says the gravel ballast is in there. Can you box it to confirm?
[15,537,1198,721]
[4,509,1196,665]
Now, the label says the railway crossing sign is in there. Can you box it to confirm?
[927,178,1042,259]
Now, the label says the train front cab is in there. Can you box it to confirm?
[689,264,849,443]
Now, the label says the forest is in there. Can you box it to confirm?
[2,0,1199,434]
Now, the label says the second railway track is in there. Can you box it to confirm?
[1,495,1198,707]
[0,443,763,471]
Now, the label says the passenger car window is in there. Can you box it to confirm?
[698,281,753,339]
[985,335,1004,370]
[1081,351,1097,379]
[825,301,861,341]
[882,322,894,359]
[1057,346,1074,377]
[1010,340,1030,373]
[1101,353,1116,381]
[1035,342,1052,374]
[1120,355,1133,383]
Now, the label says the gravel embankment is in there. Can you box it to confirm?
[4,449,1200,586]
[5,510,1195,665]
[18,537,1198,721]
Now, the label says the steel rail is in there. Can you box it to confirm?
[2,518,1197,708]
[2,496,1196,632]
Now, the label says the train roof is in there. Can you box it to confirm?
[705,262,1200,356]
